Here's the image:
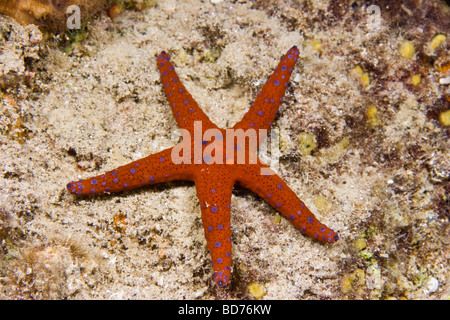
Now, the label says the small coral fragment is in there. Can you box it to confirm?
[312,39,322,51]
[0,93,30,143]
[435,57,450,74]
[113,212,128,231]
[314,196,330,212]
[341,268,365,294]
[360,72,370,87]
[201,48,222,63]
[399,39,415,59]
[353,65,363,76]
[272,214,282,224]
[353,238,367,251]
[352,65,370,87]
[367,104,381,127]
[439,109,450,126]
[340,275,353,293]
[411,74,421,86]
[248,282,265,299]
[298,132,317,155]
[428,34,447,54]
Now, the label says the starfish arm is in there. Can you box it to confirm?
[233,46,300,132]
[194,169,235,287]
[157,51,218,135]
[67,147,193,195]
[236,165,339,243]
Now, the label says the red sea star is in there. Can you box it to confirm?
[67,46,339,287]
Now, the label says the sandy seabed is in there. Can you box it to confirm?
[0,0,449,299]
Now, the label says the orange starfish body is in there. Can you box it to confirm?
[67,46,339,287]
